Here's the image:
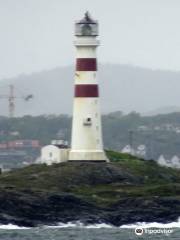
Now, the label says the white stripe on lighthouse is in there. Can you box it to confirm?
[75,72,97,85]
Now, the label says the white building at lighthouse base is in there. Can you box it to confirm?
[39,140,69,165]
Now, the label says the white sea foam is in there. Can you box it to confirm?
[48,218,180,229]
[0,224,29,230]
[120,217,180,229]
[1,218,180,230]
[46,221,113,229]
[46,219,180,229]
[85,223,113,229]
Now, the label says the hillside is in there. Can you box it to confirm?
[1,64,180,116]
[0,151,179,227]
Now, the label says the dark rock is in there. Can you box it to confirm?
[0,160,179,226]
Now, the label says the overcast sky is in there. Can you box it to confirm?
[0,0,180,79]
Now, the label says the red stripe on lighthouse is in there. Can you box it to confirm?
[75,84,99,97]
[76,58,97,71]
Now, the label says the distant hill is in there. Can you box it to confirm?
[143,106,180,116]
[1,64,180,116]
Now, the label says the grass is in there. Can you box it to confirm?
[0,150,180,207]
[106,150,180,184]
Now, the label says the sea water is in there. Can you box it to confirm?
[0,221,180,240]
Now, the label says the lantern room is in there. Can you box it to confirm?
[75,12,98,36]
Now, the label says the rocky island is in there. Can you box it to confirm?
[0,151,180,227]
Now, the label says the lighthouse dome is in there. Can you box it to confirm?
[75,12,98,36]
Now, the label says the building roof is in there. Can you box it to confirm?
[42,144,68,150]
[77,11,97,24]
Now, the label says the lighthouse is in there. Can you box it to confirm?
[69,12,107,161]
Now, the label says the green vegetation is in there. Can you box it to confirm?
[0,151,180,207]
[107,150,180,184]
[1,111,180,159]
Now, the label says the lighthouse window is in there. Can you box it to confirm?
[83,117,92,126]
[82,24,92,35]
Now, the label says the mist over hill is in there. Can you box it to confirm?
[1,64,180,116]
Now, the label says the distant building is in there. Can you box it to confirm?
[121,145,135,155]
[0,140,40,149]
[156,155,180,169]
[175,127,180,134]
[39,140,69,165]
[9,131,20,136]
[171,155,180,169]
[121,144,146,158]
[136,145,146,157]
[157,155,168,167]
[137,126,149,131]
[7,140,40,149]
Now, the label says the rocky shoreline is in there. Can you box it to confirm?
[0,188,180,227]
[0,152,179,227]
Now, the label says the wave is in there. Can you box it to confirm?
[0,224,29,230]
[0,222,113,230]
[120,217,180,228]
[0,218,180,230]
[46,222,113,229]
[46,218,180,229]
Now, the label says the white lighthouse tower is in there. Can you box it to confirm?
[69,12,107,161]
